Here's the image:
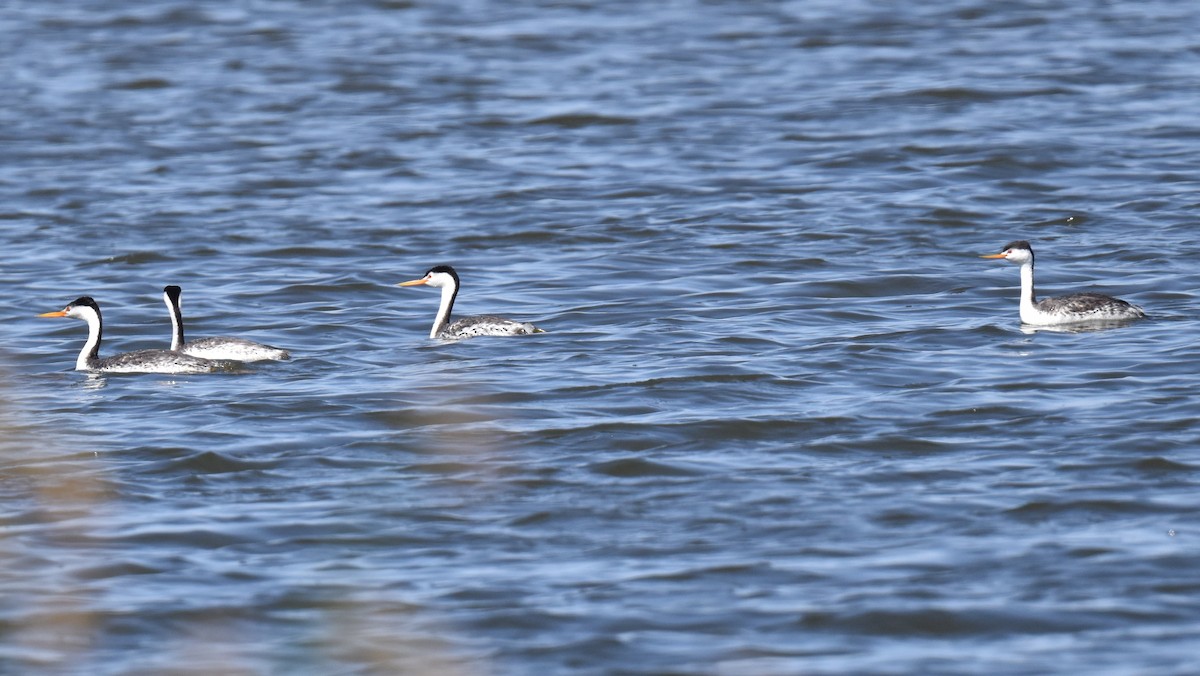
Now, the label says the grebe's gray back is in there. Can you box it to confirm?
[39,296,222,374]
[163,285,289,361]
[981,240,1145,326]
[397,265,544,340]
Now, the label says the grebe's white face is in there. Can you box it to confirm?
[981,246,1032,265]
[38,299,99,324]
[399,269,456,289]
[1002,247,1031,264]
[65,303,101,323]
[423,271,456,289]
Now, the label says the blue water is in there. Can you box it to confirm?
[3,1,1200,674]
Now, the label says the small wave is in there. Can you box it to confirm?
[527,113,637,128]
[108,78,173,90]
[84,251,172,266]
[149,449,277,474]
[800,606,1114,637]
[1133,457,1196,473]
[588,457,705,478]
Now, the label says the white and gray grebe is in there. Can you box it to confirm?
[981,240,1145,326]
[39,296,222,374]
[163,285,289,361]
[398,265,544,340]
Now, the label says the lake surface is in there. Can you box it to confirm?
[3,1,1200,673]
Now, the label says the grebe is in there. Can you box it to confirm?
[398,265,544,339]
[163,286,289,361]
[981,240,1146,326]
[39,296,222,374]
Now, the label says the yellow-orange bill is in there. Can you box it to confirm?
[37,310,67,317]
[397,278,428,287]
[979,253,1006,259]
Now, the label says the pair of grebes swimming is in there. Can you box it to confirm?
[41,244,1144,375]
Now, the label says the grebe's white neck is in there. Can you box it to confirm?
[74,305,102,370]
[431,282,457,339]
[39,297,104,370]
[163,286,185,350]
[1018,258,1039,324]
[398,267,461,339]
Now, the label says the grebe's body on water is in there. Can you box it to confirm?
[981,240,1145,326]
[163,286,289,361]
[39,297,222,374]
[398,265,544,340]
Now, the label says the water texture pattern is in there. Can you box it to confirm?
[2,1,1200,674]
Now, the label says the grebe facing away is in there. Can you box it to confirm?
[398,265,544,339]
[163,286,289,361]
[39,296,222,374]
[981,240,1145,326]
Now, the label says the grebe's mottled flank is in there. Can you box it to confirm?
[398,265,544,340]
[981,240,1146,326]
[39,296,221,374]
[163,286,289,361]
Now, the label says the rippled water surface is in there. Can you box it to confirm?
[4,1,1200,673]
